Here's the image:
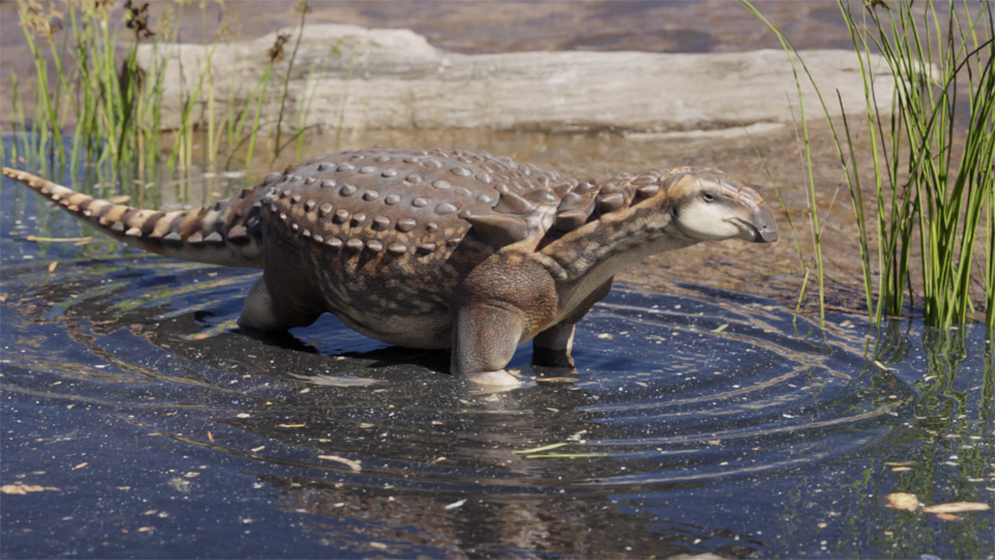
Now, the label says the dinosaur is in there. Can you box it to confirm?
[2,148,778,387]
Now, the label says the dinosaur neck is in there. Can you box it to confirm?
[538,207,698,309]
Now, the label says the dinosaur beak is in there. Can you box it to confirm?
[750,203,778,243]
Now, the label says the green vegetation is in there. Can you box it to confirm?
[744,0,994,330]
[3,0,329,191]
[841,0,994,330]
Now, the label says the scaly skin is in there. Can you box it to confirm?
[3,148,778,387]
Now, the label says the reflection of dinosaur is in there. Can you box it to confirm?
[256,471,766,558]
[4,148,776,386]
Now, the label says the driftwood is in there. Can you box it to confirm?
[136,23,901,136]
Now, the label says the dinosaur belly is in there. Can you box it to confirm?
[332,305,454,349]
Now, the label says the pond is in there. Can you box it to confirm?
[1,162,992,558]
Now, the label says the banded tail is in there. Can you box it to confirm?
[2,167,265,268]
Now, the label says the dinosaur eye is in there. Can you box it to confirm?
[703,192,715,203]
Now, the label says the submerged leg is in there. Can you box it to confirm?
[532,278,613,368]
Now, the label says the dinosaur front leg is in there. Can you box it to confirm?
[532,322,577,368]
[532,278,613,369]
[452,257,559,387]
[451,301,524,387]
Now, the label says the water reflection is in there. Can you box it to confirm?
[0,249,945,556]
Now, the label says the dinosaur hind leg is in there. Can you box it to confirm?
[238,276,322,331]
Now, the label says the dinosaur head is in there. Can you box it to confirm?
[662,168,778,244]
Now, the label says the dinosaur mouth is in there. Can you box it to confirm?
[749,204,779,243]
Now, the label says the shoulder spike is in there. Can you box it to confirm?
[462,212,529,245]
[554,210,591,232]
[522,187,558,205]
[551,180,576,199]
[596,192,626,213]
[553,190,597,232]
[492,192,536,215]
[636,185,661,200]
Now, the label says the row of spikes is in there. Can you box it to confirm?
[460,169,676,246]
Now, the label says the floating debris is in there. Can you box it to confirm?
[0,484,60,494]
[884,493,919,511]
[514,442,568,454]
[289,373,383,387]
[922,502,990,514]
[318,455,362,472]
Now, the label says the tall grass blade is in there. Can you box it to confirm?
[745,0,994,329]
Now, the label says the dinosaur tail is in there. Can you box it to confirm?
[3,167,265,268]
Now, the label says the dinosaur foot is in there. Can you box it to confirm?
[464,369,523,389]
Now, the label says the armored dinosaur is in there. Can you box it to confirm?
[2,148,778,387]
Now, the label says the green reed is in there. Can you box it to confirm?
[9,0,327,191]
[740,4,833,326]
[741,122,812,322]
[271,0,308,162]
[745,0,994,330]
[844,0,993,329]
[12,0,170,181]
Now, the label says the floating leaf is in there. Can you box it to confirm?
[922,502,990,514]
[884,492,919,511]
[318,455,362,472]
[0,484,60,494]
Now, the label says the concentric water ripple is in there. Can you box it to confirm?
[4,238,989,558]
[2,251,907,467]
[5,169,983,557]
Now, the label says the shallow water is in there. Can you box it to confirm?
[2,165,993,558]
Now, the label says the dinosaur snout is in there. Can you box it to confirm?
[750,203,778,243]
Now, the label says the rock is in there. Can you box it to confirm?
[136,23,901,135]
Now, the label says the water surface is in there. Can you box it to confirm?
[1,170,991,558]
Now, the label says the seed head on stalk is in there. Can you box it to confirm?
[124,0,156,40]
[17,0,63,43]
